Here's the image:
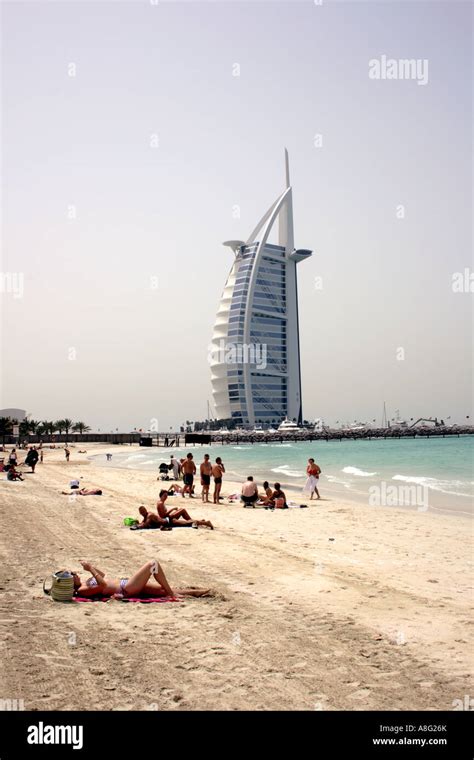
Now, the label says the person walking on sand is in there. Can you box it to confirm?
[212,457,225,504]
[25,446,39,473]
[200,453,212,503]
[8,448,17,467]
[181,453,196,497]
[65,447,70,462]
[303,457,321,499]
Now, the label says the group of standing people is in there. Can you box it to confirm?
[1,442,76,479]
[163,452,322,505]
[1,445,43,480]
[167,453,225,504]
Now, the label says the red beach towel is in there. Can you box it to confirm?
[73,596,179,603]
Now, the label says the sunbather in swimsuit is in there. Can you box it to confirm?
[73,560,209,599]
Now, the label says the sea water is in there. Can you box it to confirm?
[91,435,473,517]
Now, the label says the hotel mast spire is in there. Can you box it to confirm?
[285,147,290,189]
[279,148,294,252]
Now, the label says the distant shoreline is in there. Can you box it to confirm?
[191,428,474,444]
[11,427,474,447]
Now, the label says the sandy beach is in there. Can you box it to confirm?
[0,443,472,711]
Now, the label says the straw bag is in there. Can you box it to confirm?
[43,570,75,602]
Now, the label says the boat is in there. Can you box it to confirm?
[277,418,302,432]
[341,421,369,432]
[252,424,265,434]
[391,410,408,428]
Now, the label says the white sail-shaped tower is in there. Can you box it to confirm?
[209,151,312,427]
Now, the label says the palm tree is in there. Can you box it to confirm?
[40,421,55,442]
[25,419,40,437]
[72,422,91,438]
[19,418,29,438]
[63,418,73,444]
[54,420,66,437]
[19,417,40,439]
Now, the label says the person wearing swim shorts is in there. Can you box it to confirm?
[155,491,213,529]
[241,476,259,507]
[200,454,212,503]
[135,506,168,529]
[212,457,225,504]
[181,453,196,498]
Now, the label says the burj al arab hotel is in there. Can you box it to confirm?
[210,151,312,428]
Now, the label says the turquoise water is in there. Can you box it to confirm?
[92,436,473,516]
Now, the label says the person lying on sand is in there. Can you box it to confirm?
[156,491,214,529]
[134,506,168,530]
[61,488,103,495]
[72,559,210,599]
[165,483,184,495]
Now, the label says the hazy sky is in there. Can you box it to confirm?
[1,0,472,431]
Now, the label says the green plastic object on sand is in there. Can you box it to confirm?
[123,517,138,526]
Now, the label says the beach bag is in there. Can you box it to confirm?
[123,517,138,526]
[43,571,75,602]
[274,497,285,509]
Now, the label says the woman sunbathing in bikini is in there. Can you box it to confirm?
[72,559,209,599]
